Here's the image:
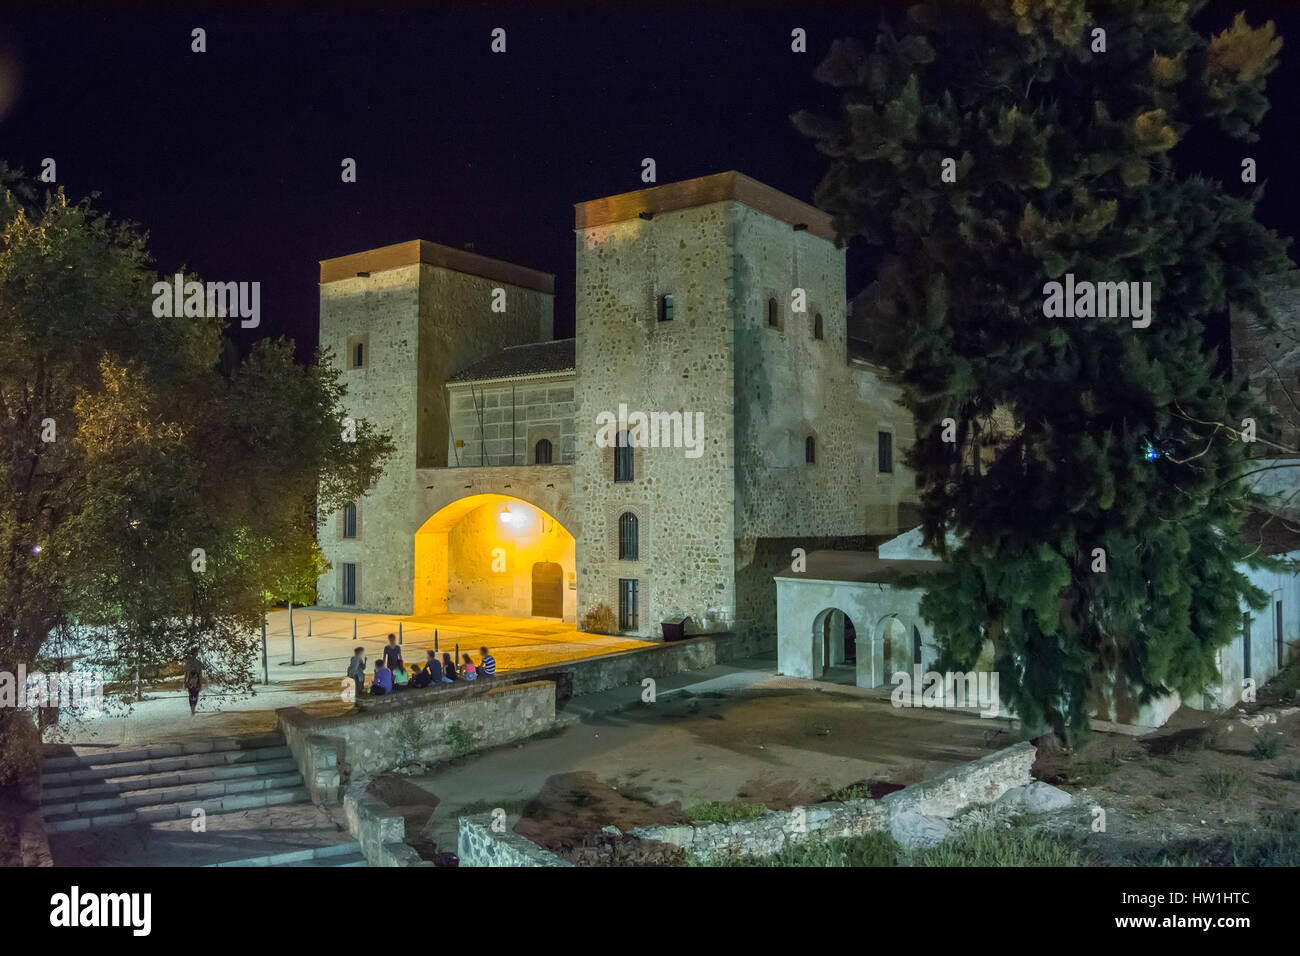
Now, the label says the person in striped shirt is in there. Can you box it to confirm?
[479,647,496,678]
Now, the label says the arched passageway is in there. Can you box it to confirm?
[413,494,576,621]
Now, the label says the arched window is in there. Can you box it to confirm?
[767,297,779,328]
[618,512,639,560]
[614,430,634,482]
[659,293,674,322]
[813,313,823,340]
[805,436,816,464]
[343,502,357,538]
[534,438,553,464]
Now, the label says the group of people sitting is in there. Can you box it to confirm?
[347,633,498,699]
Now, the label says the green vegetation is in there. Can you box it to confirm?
[827,783,872,802]
[1250,733,1282,760]
[443,722,475,759]
[1201,767,1246,800]
[686,801,767,824]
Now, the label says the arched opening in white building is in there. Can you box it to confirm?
[811,607,857,679]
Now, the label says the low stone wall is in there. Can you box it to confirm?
[278,679,556,784]
[456,741,1036,865]
[354,629,762,714]
[276,727,343,806]
[18,765,52,867]
[457,812,572,867]
[343,782,431,867]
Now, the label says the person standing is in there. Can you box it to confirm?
[383,634,403,670]
[183,647,203,716]
[347,647,367,701]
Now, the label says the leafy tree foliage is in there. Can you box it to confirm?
[796,1,1293,737]
[0,167,392,728]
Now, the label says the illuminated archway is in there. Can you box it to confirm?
[413,494,576,621]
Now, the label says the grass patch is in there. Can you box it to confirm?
[686,801,767,824]
[1251,733,1282,760]
[826,783,872,802]
[908,826,1081,867]
[690,832,900,867]
[1201,766,1246,801]
[1280,763,1300,782]
[456,797,530,817]
[1075,746,1123,787]
[1150,760,1176,778]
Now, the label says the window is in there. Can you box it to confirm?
[805,436,816,464]
[346,335,368,370]
[659,293,674,322]
[618,578,639,631]
[877,431,893,474]
[767,297,779,328]
[618,512,639,560]
[1243,612,1252,680]
[342,563,357,606]
[1277,600,1284,674]
[614,430,634,482]
[813,313,823,340]
[343,502,357,538]
[535,438,553,465]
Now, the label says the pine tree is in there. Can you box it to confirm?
[795,0,1293,738]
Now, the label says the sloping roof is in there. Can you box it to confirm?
[447,338,576,385]
[773,548,939,584]
[1242,509,1300,556]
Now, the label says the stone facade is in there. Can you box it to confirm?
[316,174,920,641]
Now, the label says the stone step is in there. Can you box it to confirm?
[43,772,305,819]
[43,757,300,801]
[44,785,311,833]
[207,842,366,868]
[42,734,285,772]
[42,746,293,787]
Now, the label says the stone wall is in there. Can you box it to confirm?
[277,679,555,778]
[456,741,1035,865]
[458,812,573,867]
[447,376,576,467]
[317,254,554,615]
[574,203,739,637]
[343,781,432,867]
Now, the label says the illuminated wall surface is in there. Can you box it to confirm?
[414,494,577,621]
[446,499,576,619]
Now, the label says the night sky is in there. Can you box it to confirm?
[2,2,1298,360]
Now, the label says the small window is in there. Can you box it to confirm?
[342,563,357,606]
[343,502,357,538]
[618,578,640,630]
[614,430,634,482]
[354,342,364,367]
[618,512,639,561]
[877,431,893,474]
[813,313,823,340]
[535,438,553,465]
[767,297,779,328]
[805,436,816,464]
[346,335,368,370]
[659,293,674,322]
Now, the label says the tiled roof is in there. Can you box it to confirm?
[446,338,576,384]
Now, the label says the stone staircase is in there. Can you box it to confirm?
[42,732,311,834]
[206,841,367,867]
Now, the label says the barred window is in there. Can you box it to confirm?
[618,512,639,560]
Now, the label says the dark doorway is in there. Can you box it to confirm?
[1243,613,1252,681]
[912,625,923,666]
[531,562,563,618]
[1277,600,1284,673]
[844,617,857,664]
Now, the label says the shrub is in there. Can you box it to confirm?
[907,826,1081,867]
[1251,733,1282,760]
[579,603,618,635]
[1280,763,1300,782]
[1202,767,1245,800]
[443,722,474,759]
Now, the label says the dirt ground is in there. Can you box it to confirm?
[400,684,1008,861]
[1024,667,1300,865]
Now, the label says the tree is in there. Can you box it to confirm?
[0,169,392,771]
[796,1,1293,738]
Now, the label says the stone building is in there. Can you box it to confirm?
[316,171,920,642]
